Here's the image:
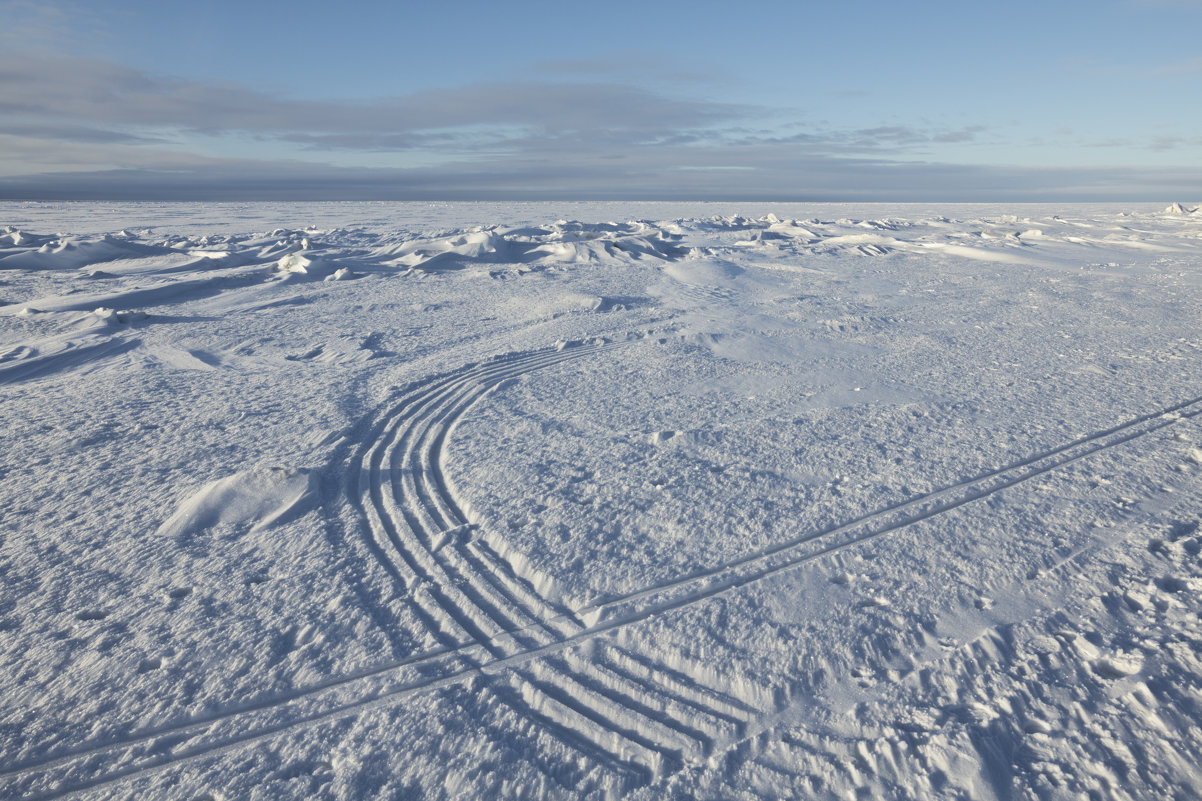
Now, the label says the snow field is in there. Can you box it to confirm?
[1,202,1201,799]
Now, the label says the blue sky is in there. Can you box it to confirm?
[2,0,1200,200]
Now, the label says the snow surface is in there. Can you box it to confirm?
[2,201,1202,800]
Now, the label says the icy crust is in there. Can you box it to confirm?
[2,204,1202,800]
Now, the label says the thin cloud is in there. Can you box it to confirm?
[4,137,1201,202]
[0,131,247,171]
[279,131,477,152]
[1078,134,1202,151]
[1146,135,1202,151]
[0,122,168,145]
[932,126,987,144]
[0,52,748,146]
[726,124,990,154]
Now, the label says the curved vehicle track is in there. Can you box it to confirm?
[348,338,767,789]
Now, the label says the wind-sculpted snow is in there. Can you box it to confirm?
[0,232,173,271]
[155,466,318,541]
[370,220,689,271]
[3,202,1202,800]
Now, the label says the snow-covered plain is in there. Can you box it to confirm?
[2,200,1202,800]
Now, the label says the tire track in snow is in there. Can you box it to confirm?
[0,345,626,793]
[2,338,762,799]
[353,342,618,650]
[7,343,1200,799]
[349,337,759,786]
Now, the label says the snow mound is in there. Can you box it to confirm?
[663,258,745,285]
[155,466,318,540]
[324,267,355,281]
[376,221,686,271]
[275,252,343,279]
[1162,202,1199,215]
[0,228,56,248]
[0,234,169,270]
[384,229,513,271]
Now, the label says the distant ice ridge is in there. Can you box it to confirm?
[0,208,1160,281]
[373,220,689,271]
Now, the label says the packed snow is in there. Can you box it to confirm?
[2,201,1202,800]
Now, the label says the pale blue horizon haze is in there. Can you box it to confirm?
[2,0,1201,200]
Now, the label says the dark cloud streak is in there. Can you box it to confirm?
[3,147,1199,202]
[0,122,167,145]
